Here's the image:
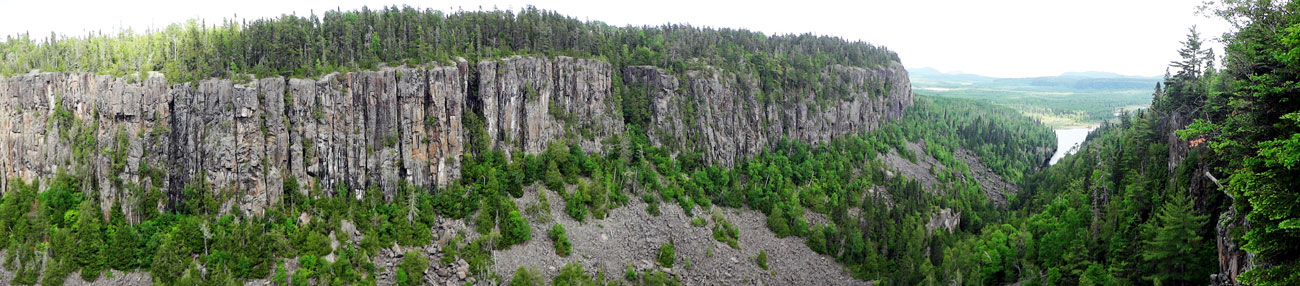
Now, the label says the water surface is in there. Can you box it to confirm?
[1049,127,1096,165]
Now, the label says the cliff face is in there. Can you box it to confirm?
[0,56,912,218]
[624,62,912,166]
[479,56,623,157]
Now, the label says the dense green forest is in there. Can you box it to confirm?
[0,89,1051,285]
[937,1,1300,285]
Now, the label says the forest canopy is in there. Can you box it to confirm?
[0,5,897,87]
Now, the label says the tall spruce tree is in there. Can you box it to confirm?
[73,200,106,281]
[1141,191,1208,285]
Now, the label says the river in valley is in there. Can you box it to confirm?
[1049,126,1096,165]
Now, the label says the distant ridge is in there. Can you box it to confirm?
[909,67,1158,80]
[1059,71,1159,79]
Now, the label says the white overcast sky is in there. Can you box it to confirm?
[1,0,1229,78]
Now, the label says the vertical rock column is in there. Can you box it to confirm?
[479,56,618,157]
[337,73,363,196]
[234,82,265,215]
[199,80,237,210]
[95,73,170,219]
[167,82,196,208]
[286,78,315,195]
[349,70,400,199]
[261,78,288,210]
[0,74,59,194]
[397,68,430,190]
[374,70,401,199]
[427,60,468,188]
[138,74,173,220]
[551,57,620,153]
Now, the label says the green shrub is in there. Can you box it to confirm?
[588,179,609,219]
[272,263,288,285]
[646,200,662,217]
[552,263,593,286]
[74,200,106,281]
[657,242,675,268]
[756,250,768,270]
[475,206,496,234]
[565,182,588,222]
[638,268,682,286]
[550,224,572,257]
[510,266,542,286]
[500,210,532,248]
[291,268,313,286]
[555,236,573,257]
[549,223,567,241]
[625,263,637,281]
[397,250,429,286]
[295,229,332,257]
[107,223,141,270]
[712,212,740,249]
[525,193,553,224]
[151,233,192,285]
[806,225,828,254]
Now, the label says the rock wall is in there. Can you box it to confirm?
[0,56,912,217]
[0,61,472,219]
[479,56,622,157]
[624,62,913,166]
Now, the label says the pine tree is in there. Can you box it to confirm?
[544,159,564,192]
[510,266,542,286]
[768,205,790,237]
[151,233,192,285]
[74,200,106,281]
[1141,191,1206,285]
[107,222,140,271]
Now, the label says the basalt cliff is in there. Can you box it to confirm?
[0,56,912,219]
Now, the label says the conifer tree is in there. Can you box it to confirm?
[1141,191,1207,285]
[74,200,106,280]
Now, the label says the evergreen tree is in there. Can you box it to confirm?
[500,210,532,248]
[510,266,543,286]
[151,233,192,285]
[73,200,106,281]
[767,205,790,237]
[107,222,141,271]
[1141,191,1207,285]
[544,160,565,192]
[397,250,429,286]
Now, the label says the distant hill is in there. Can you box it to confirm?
[907,67,1159,126]
[910,68,1160,91]
[906,67,997,84]
[1058,71,1160,78]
